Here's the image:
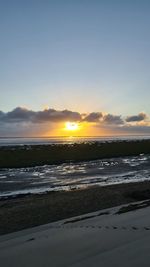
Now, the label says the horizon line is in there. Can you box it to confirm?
[0,134,150,139]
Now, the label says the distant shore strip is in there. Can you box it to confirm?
[0,140,150,168]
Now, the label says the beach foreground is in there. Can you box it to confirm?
[1,200,150,267]
[1,181,150,235]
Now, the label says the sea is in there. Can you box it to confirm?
[0,136,150,198]
[0,135,150,146]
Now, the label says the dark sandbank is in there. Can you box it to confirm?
[1,181,150,235]
[0,139,150,168]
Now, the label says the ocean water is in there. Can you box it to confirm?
[0,135,150,146]
[0,154,150,198]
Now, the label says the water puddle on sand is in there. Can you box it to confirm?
[0,154,150,197]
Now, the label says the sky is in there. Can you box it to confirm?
[0,0,150,136]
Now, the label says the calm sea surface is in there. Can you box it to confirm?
[0,136,150,198]
[0,135,150,146]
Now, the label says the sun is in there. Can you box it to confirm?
[65,122,79,131]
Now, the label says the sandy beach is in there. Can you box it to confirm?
[1,141,150,266]
[1,181,150,235]
[1,199,150,267]
[0,140,150,235]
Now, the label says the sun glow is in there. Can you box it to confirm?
[65,122,79,131]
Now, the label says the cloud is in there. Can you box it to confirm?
[0,107,82,124]
[83,112,103,122]
[103,114,124,125]
[126,112,147,122]
[82,112,124,125]
[34,109,81,123]
[0,108,148,126]
[4,107,35,123]
[0,111,4,119]
[0,107,149,136]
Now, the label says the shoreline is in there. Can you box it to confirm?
[1,181,150,235]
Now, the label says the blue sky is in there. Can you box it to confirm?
[0,0,150,136]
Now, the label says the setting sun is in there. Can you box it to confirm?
[65,122,79,131]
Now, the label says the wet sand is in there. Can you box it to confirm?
[1,181,150,235]
[1,153,150,196]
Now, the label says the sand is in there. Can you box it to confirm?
[1,200,150,266]
[1,181,150,235]
[1,141,150,265]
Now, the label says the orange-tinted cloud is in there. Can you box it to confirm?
[0,107,149,136]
